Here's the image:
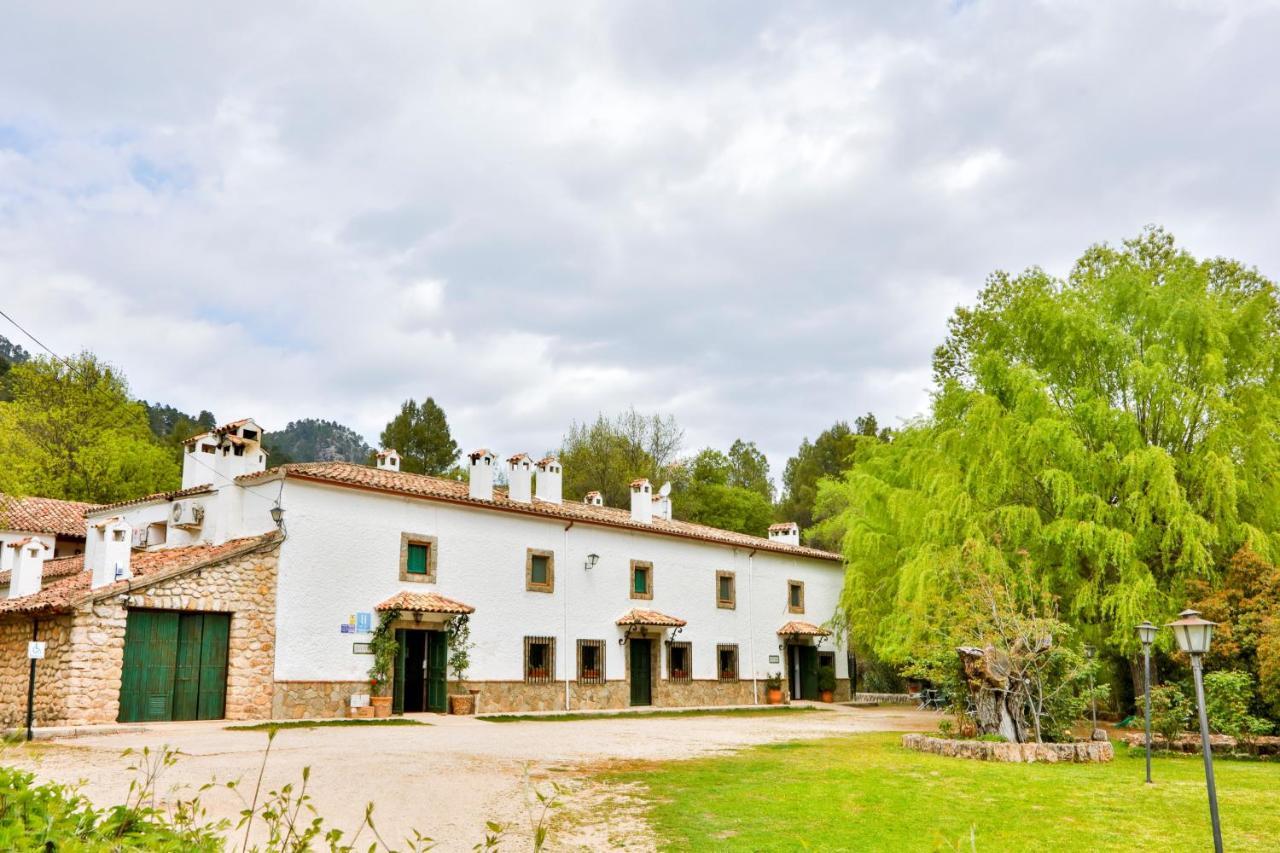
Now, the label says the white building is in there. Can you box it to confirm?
[0,419,848,724]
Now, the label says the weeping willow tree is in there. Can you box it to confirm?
[818,228,1280,680]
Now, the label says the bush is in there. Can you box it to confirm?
[1148,684,1191,745]
[1203,670,1273,742]
[817,664,836,693]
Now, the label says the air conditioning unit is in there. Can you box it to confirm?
[171,500,205,529]
[131,527,149,549]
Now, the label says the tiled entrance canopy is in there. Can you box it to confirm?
[375,591,475,614]
[615,608,687,628]
[777,620,830,637]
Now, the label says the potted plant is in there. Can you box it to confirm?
[817,664,836,703]
[765,672,784,705]
[446,614,477,715]
[367,609,399,717]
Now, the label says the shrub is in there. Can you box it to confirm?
[817,664,836,693]
[1148,684,1191,745]
[1203,670,1273,743]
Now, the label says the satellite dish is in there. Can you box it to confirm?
[658,481,672,498]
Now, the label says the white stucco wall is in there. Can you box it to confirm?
[272,479,847,689]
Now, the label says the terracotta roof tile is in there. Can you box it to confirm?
[0,554,85,586]
[616,608,687,628]
[768,522,799,532]
[0,495,100,539]
[375,591,475,614]
[0,534,277,615]
[89,485,214,514]
[237,462,839,561]
[777,620,831,637]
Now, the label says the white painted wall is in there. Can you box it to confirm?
[0,532,56,572]
[272,480,847,690]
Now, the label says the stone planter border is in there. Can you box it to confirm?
[902,733,1113,763]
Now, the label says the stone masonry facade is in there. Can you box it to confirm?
[0,615,72,729]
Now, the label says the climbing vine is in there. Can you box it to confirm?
[368,608,400,696]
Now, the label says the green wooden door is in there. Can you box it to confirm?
[629,639,652,706]
[118,610,152,723]
[392,628,407,714]
[172,613,205,720]
[426,630,447,712]
[196,614,230,720]
[800,646,819,701]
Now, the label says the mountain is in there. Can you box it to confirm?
[263,419,374,464]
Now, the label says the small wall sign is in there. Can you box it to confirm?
[768,654,780,664]
[352,642,373,655]
[27,641,46,660]
[356,611,372,633]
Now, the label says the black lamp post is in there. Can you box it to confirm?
[1083,644,1097,734]
[1136,621,1157,784]
[1167,609,1222,853]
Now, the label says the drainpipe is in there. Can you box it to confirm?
[25,618,38,741]
[747,549,758,705]
[562,521,573,712]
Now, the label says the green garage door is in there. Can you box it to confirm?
[118,611,230,723]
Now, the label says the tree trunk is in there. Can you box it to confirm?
[958,646,1028,743]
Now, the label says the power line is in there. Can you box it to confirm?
[0,307,76,369]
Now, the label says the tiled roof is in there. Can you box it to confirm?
[777,620,831,637]
[88,485,214,514]
[238,462,839,562]
[181,418,256,445]
[0,553,85,586]
[375,591,475,614]
[0,495,100,539]
[616,608,687,628]
[0,534,278,615]
[768,522,799,532]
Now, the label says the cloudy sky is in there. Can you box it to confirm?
[3,2,1278,480]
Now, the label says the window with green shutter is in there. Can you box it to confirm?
[399,533,438,582]
[526,548,554,592]
[630,561,653,599]
[407,543,429,574]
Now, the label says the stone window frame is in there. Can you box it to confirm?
[577,638,606,684]
[787,579,805,614]
[630,560,654,600]
[667,641,692,683]
[524,635,556,684]
[716,643,739,682]
[715,570,736,609]
[399,533,438,583]
[525,548,555,593]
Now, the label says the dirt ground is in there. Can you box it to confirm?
[3,704,938,851]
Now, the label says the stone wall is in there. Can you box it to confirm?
[14,542,279,727]
[273,681,372,718]
[853,691,913,704]
[902,733,1114,763]
[0,615,72,729]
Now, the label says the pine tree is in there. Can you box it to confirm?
[379,397,460,476]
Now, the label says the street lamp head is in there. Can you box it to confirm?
[1135,621,1158,646]
[1167,609,1216,656]
[269,503,285,527]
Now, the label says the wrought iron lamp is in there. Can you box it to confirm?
[1167,609,1223,853]
[584,553,599,571]
[1135,621,1158,784]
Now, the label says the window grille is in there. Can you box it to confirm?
[524,636,556,684]
[717,644,739,682]
[667,642,692,683]
[577,639,606,684]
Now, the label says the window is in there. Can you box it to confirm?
[112,529,125,542]
[524,636,556,684]
[577,639,605,684]
[630,560,653,600]
[233,444,245,457]
[201,444,215,454]
[717,644,739,682]
[242,428,258,440]
[526,548,554,593]
[667,642,691,682]
[716,571,736,609]
[399,533,438,583]
[787,580,805,614]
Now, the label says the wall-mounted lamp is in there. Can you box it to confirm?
[664,626,684,647]
[584,553,599,571]
[270,503,285,528]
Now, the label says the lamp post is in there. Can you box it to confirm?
[1167,609,1222,853]
[1135,621,1158,784]
[1083,644,1097,735]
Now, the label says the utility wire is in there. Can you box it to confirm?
[0,307,72,367]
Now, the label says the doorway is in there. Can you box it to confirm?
[629,638,653,706]
[393,628,447,713]
[787,643,818,701]
[118,610,230,723]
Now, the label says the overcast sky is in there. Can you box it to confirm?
[3,2,1278,482]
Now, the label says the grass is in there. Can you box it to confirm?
[225,718,428,731]
[611,732,1280,851]
[480,706,827,723]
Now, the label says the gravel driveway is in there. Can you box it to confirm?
[5,705,937,851]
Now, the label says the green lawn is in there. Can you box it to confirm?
[225,718,427,731]
[480,706,825,723]
[612,733,1280,851]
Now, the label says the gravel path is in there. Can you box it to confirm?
[4,705,938,851]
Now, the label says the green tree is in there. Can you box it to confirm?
[673,447,774,535]
[559,409,683,506]
[0,353,179,501]
[777,415,886,543]
[0,334,32,401]
[379,397,460,476]
[819,228,1280,675]
[265,418,373,464]
[727,439,772,501]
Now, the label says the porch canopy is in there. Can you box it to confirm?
[777,620,830,638]
[376,590,475,614]
[616,608,687,628]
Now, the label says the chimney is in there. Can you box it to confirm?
[376,448,401,472]
[0,539,15,575]
[91,518,133,589]
[7,538,49,599]
[768,522,800,547]
[535,456,562,504]
[506,453,534,503]
[468,449,496,501]
[653,493,672,521]
[630,479,653,524]
[584,491,604,507]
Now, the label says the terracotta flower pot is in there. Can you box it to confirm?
[820,689,834,703]
[448,694,476,715]
[766,688,784,705]
[370,696,393,718]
